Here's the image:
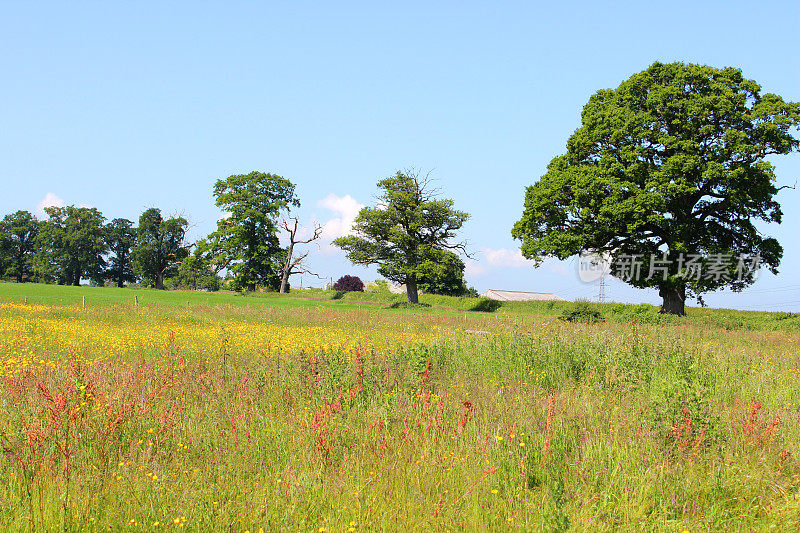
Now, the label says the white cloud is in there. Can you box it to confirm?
[545,258,569,276]
[35,192,64,218]
[317,193,364,241]
[464,259,487,277]
[462,248,532,280]
[481,248,534,268]
[474,248,567,276]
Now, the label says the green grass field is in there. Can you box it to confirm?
[2,281,798,331]
[0,282,799,531]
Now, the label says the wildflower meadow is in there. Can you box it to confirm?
[1,284,799,531]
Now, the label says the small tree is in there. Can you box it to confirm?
[418,250,472,296]
[334,170,469,303]
[512,62,800,315]
[176,253,220,291]
[195,230,231,277]
[333,275,364,292]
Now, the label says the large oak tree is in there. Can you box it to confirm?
[512,62,800,315]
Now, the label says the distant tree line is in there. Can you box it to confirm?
[0,172,299,291]
[0,204,203,290]
[0,170,475,298]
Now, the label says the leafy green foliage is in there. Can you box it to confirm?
[0,210,39,282]
[418,250,475,296]
[206,171,299,292]
[334,170,469,303]
[174,253,220,291]
[649,350,717,446]
[131,208,188,290]
[104,218,137,287]
[512,62,800,315]
[35,206,108,285]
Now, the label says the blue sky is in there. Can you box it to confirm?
[2,1,799,310]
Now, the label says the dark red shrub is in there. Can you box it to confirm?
[333,275,364,292]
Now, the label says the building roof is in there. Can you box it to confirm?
[480,290,565,302]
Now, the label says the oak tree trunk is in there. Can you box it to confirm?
[659,283,685,316]
[406,279,419,304]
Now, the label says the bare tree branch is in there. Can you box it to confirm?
[279,217,323,292]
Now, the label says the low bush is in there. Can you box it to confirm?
[559,301,604,324]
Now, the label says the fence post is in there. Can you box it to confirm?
[134,295,138,306]
[82,296,86,308]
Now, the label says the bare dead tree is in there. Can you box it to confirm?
[280,217,323,293]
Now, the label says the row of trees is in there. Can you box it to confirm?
[1,170,475,297]
[0,206,192,289]
[0,172,309,291]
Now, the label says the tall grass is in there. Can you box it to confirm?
[0,290,798,531]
